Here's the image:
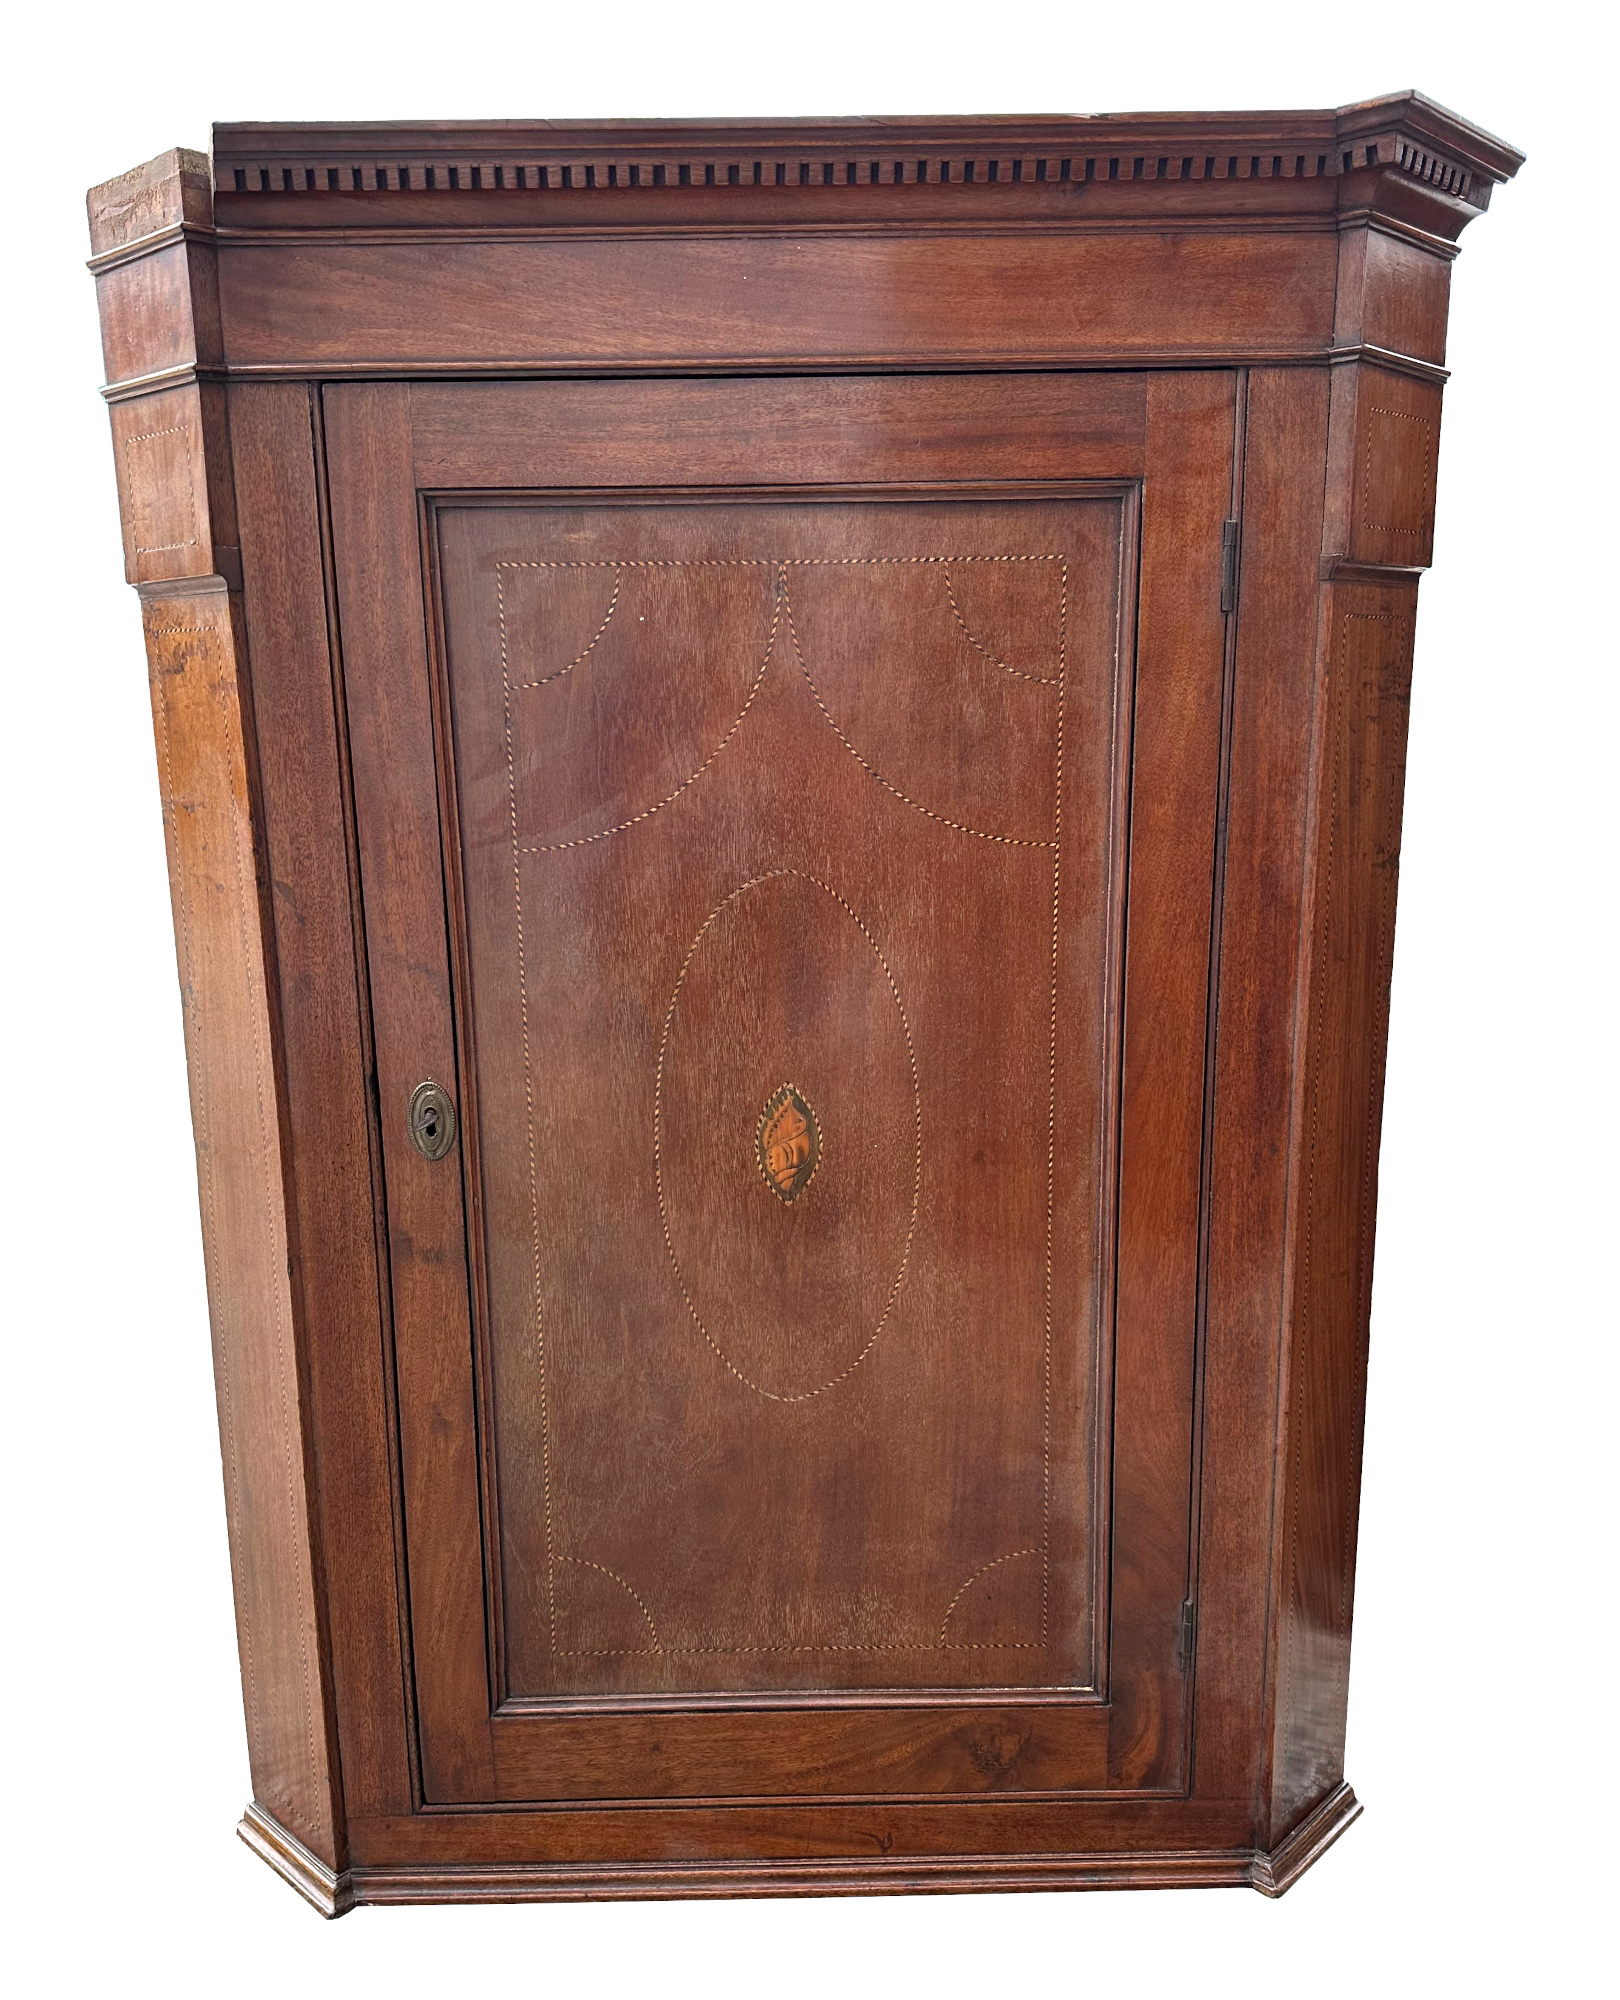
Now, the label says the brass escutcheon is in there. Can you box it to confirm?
[407,1079,457,1162]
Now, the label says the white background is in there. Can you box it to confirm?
[3,7,1613,1994]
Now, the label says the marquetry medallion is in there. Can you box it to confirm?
[756,1083,820,1204]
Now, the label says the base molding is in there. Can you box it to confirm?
[239,1785,1360,1912]
[1251,1783,1364,1897]
[238,1803,355,1918]
[351,1852,1252,1903]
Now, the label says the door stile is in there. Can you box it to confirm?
[1088,475,1142,1715]
[323,383,495,1802]
[416,484,511,1720]
[1106,370,1242,1789]
[1181,365,1251,1796]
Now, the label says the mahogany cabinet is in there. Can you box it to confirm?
[88,97,1521,1912]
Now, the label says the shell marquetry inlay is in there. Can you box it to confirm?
[756,1083,821,1204]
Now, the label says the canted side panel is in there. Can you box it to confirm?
[1325,364,1442,572]
[108,388,220,586]
[92,152,344,1856]
[142,586,340,1860]
[1272,581,1415,1833]
[1331,226,1453,370]
[92,148,345,1863]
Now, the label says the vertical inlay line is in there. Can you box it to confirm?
[498,569,557,1652]
[1043,559,1068,1643]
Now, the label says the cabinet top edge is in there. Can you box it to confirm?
[207,94,1522,173]
[86,94,1523,258]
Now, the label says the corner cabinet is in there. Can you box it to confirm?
[88,98,1521,1912]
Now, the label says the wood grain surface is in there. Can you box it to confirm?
[86,100,1521,1904]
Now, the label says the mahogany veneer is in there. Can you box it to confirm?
[88,96,1521,1913]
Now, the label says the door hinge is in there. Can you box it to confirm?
[1178,1598,1198,1672]
[1220,518,1241,613]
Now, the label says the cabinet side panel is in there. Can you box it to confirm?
[1271,577,1415,1835]
[90,152,342,1863]
[1331,224,1452,370]
[140,583,341,1860]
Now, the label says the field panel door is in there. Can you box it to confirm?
[325,373,1234,1806]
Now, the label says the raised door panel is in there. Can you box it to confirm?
[437,494,1117,1706]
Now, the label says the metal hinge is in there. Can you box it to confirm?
[1178,1598,1198,1672]
[1220,518,1241,613]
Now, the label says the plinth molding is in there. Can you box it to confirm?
[236,1788,1362,1910]
[238,1803,355,1919]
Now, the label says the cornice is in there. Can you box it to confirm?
[1335,90,1523,192]
[210,94,1522,216]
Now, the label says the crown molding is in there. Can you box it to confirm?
[209,95,1522,218]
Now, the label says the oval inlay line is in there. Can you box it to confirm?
[653,869,922,1403]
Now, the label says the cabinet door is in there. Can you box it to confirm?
[325,374,1234,1807]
